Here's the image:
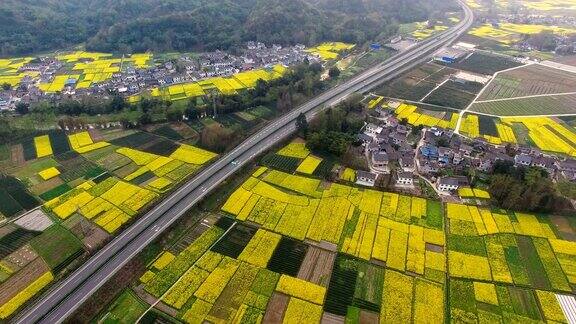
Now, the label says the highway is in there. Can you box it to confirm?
[14,2,473,323]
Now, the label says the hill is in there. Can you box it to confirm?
[0,0,460,56]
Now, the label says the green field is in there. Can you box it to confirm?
[470,94,576,116]
[100,290,148,324]
[30,224,85,271]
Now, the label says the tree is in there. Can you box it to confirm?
[328,66,341,79]
[200,124,234,153]
[437,137,449,147]
[138,113,152,125]
[15,102,30,115]
[411,124,423,135]
[108,95,127,113]
[184,98,199,120]
[1,83,10,91]
[166,109,183,122]
[296,112,309,136]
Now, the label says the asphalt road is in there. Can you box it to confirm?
[15,2,472,323]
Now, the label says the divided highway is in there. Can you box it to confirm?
[15,2,473,323]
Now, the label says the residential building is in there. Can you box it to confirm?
[356,171,377,187]
[395,172,414,186]
[437,176,469,192]
[371,152,389,172]
[515,153,532,167]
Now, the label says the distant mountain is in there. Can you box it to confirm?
[0,0,460,56]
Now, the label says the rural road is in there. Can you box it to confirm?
[14,2,473,323]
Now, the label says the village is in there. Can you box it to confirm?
[0,42,322,111]
[354,99,576,200]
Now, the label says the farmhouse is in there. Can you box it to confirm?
[437,176,469,192]
[371,152,390,172]
[515,153,532,167]
[356,170,377,187]
[399,153,416,172]
[395,171,414,186]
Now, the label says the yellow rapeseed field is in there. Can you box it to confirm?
[38,167,60,181]
[34,135,53,158]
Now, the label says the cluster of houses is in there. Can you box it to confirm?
[353,103,576,198]
[0,42,323,112]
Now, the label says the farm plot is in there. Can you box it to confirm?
[306,42,355,60]
[133,65,286,103]
[0,258,53,320]
[375,63,456,101]
[445,203,575,292]
[459,114,480,139]
[140,225,324,324]
[388,103,459,129]
[0,227,40,259]
[324,254,384,317]
[55,151,104,183]
[43,176,158,233]
[477,64,576,101]
[470,93,576,116]
[29,224,84,272]
[449,279,567,323]
[0,175,39,218]
[501,117,576,156]
[68,131,110,154]
[469,23,576,45]
[277,139,310,159]
[423,80,484,109]
[99,290,148,323]
[448,52,523,75]
[220,169,446,269]
[261,153,301,173]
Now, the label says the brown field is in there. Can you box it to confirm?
[93,151,132,171]
[30,177,64,195]
[360,309,380,323]
[426,242,444,253]
[263,293,289,324]
[63,214,110,251]
[0,224,17,239]
[0,258,49,305]
[550,215,576,241]
[171,122,198,140]
[478,64,576,101]
[297,247,336,287]
[112,163,140,178]
[10,144,25,165]
[322,312,345,324]
[88,129,104,142]
[553,55,576,67]
[133,285,178,317]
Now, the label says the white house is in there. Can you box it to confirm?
[396,172,414,186]
[437,176,468,192]
[365,123,383,135]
